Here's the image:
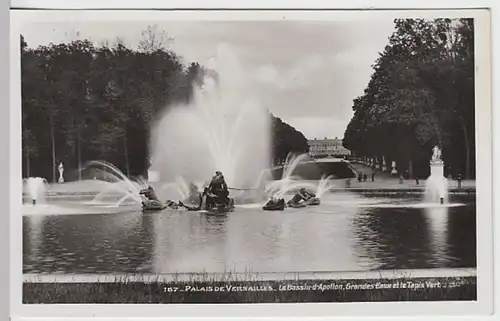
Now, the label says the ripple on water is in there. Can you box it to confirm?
[22,193,476,273]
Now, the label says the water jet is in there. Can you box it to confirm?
[149,44,271,190]
[24,177,48,205]
[424,145,448,204]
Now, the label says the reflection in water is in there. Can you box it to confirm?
[149,212,231,273]
[23,211,148,273]
[350,208,432,270]
[424,206,450,266]
[23,193,476,274]
[23,215,46,266]
[447,203,477,267]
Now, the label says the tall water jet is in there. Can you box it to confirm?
[150,44,271,190]
[424,145,448,204]
[24,177,48,205]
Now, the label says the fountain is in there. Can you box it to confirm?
[24,177,48,205]
[265,153,317,198]
[315,175,336,198]
[83,161,146,206]
[424,145,448,205]
[156,176,202,203]
[149,44,271,192]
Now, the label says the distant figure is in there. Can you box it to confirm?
[457,173,463,189]
[362,173,367,182]
[416,177,419,185]
[357,173,362,182]
[399,175,404,184]
[371,171,375,182]
[346,178,351,188]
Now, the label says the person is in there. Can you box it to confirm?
[208,171,229,205]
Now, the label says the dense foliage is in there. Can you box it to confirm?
[21,28,309,181]
[271,116,309,165]
[343,19,475,179]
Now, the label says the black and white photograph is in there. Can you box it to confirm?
[9,8,492,315]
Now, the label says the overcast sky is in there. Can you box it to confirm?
[21,20,396,139]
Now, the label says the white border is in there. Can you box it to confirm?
[9,7,494,320]
[6,0,499,9]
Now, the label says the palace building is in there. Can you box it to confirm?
[308,137,351,158]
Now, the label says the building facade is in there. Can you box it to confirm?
[308,137,351,158]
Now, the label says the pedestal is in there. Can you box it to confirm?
[430,161,444,177]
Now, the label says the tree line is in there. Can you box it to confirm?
[21,27,309,182]
[343,19,475,179]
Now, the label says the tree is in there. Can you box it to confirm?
[343,18,475,178]
[271,116,309,164]
[20,27,310,180]
[138,24,173,53]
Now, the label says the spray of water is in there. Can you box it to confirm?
[265,153,313,198]
[149,44,271,191]
[23,177,48,204]
[82,160,145,205]
[424,162,448,204]
[315,174,336,198]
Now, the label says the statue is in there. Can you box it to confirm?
[58,162,64,183]
[391,161,397,175]
[431,145,442,163]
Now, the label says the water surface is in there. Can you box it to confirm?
[23,192,476,274]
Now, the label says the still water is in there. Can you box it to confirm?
[23,192,476,274]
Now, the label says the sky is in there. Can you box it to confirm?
[20,20,396,139]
